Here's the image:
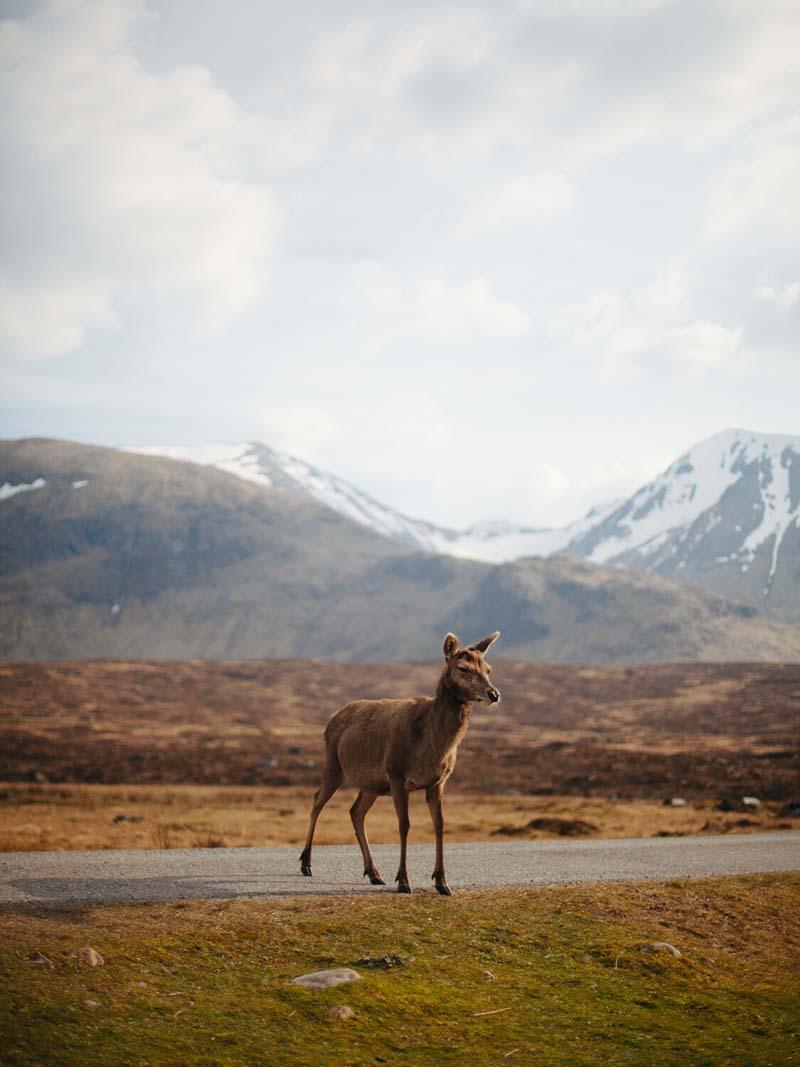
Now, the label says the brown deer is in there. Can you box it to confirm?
[299,630,501,894]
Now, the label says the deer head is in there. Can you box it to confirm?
[442,631,501,705]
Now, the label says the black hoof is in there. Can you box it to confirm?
[301,865,313,877]
[435,884,453,896]
[364,869,385,886]
[397,884,412,894]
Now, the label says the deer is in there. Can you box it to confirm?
[299,630,501,895]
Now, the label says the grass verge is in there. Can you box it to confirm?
[1,874,798,1066]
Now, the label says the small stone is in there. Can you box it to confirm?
[663,797,686,807]
[329,1005,356,1021]
[26,951,54,969]
[742,796,761,809]
[292,968,361,990]
[77,947,104,966]
[83,1000,101,1008]
[641,942,682,958]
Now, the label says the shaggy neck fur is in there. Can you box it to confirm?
[429,673,472,752]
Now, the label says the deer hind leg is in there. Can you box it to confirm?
[426,782,451,896]
[299,759,342,877]
[389,778,412,894]
[350,790,384,885]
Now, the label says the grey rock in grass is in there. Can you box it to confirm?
[292,968,362,990]
[329,1005,356,1020]
[641,942,682,958]
[76,947,104,966]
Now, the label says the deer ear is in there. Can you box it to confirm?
[443,633,460,659]
[469,631,500,654]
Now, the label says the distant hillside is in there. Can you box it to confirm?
[2,438,799,663]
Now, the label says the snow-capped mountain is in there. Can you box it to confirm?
[125,428,800,622]
[127,441,454,550]
[563,429,800,622]
[125,441,619,561]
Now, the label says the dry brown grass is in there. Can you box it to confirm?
[2,660,799,802]
[0,782,793,853]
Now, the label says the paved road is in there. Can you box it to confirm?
[1,832,798,907]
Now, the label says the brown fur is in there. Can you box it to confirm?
[299,631,500,894]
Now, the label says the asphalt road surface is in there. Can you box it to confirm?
[1,832,798,907]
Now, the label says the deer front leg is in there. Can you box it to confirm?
[390,778,412,894]
[350,790,384,885]
[426,782,451,896]
[299,768,341,876]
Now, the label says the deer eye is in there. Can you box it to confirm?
[458,666,469,674]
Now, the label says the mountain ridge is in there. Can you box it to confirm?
[2,437,799,663]
[122,428,800,621]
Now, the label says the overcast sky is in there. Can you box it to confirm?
[1,0,798,527]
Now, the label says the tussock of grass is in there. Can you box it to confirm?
[1,875,799,1066]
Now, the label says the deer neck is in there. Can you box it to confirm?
[429,675,472,753]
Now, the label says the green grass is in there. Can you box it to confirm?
[1,875,799,1066]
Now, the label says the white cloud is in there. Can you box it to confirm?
[518,0,675,16]
[459,172,573,238]
[706,119,800,241]
[666,320,742,368]
[0,278,115,359]
[757,282,800,310]
[551,272,743,378]
[294,0,800,173]
[302,11,580,157]
[0,0,280,358]
[357,266,531,342]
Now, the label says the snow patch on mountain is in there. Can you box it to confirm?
[131,444,275,489]
[0,477,46,502]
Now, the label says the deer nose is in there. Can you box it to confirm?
[487,687,500,704]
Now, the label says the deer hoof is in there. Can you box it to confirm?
[301,865,313,877]
[397,884,412,894]
[364,869,385,885]
[435,883,452,896]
